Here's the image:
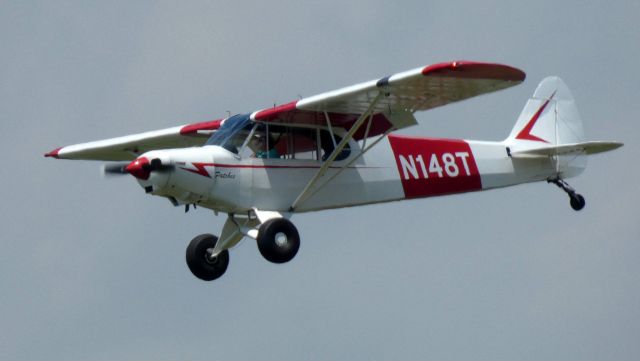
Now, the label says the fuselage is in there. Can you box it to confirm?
[135,133,565,214]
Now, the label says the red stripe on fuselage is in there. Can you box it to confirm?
[388,135,482,198]
[179,163,213,178]
[180,162,382,178]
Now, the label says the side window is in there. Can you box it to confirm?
[252,125,352,162]
[269,126,319,160]
[319,130,350,161]
[246,124,281,159]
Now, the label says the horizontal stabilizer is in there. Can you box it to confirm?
[510,141,623,158]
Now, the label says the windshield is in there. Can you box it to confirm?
[205,113,253,153]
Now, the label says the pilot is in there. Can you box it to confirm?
[249,133,280,159]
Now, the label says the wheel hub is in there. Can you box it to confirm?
[205,248,219,265]
[274,232,288,247]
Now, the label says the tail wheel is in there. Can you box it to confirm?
[186,234,229,281]
[570,193,586,211]
[549,178,586,211]
[257,218,300,264]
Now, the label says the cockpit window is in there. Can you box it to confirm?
[204,113,252,153]
[205,114,351,161]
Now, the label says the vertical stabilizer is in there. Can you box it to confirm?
[506,77,587,177]
[507,76,585,146]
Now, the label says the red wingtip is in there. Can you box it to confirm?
[44,147,62,158]
[422,61,526,82]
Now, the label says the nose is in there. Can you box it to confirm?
[126,157,151,180]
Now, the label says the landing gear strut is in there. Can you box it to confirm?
[548,178,586,211]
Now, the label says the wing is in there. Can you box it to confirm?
[45,119,222,161]
[46,61,524,161]
[250,60,525,138]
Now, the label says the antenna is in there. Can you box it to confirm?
[272,74,284,106]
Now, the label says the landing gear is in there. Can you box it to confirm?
[548,178,586,211]
[256,218,300,263]
[184,216,300,280]
[186,234,229,281]
[569,193,586,211]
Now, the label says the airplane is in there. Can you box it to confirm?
[45,61,623,281]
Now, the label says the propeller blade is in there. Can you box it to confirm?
[103,162,130,176]
[103,158,174,179]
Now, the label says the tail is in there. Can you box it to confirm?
[505,76,622,178]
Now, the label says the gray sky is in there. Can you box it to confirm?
[2,1,638,360]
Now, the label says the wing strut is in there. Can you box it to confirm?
[289,92,384,211]
[360,112,375,149]
[324,111,338,148]
[299,126,394,207]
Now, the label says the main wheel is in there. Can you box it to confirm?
[186,234,229,281]
[570,193,586,211]
[257,218,300,264]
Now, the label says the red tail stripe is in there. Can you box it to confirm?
[515,91,556,143]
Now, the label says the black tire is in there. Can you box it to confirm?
[570,193,586,211]
[186,234,229,281]
[256,218,300,264]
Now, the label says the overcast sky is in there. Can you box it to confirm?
[1,1,638,360]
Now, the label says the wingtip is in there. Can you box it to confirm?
[422,61,526,82]
[44,147,62,159]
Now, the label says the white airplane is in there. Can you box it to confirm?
[46,61,622,281]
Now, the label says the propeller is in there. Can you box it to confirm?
[103,162,129,176]
[102,158,173,179]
